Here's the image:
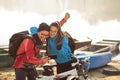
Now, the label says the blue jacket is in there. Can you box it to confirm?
[48,35,73,64]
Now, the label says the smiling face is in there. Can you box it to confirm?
[49,26,58,38]
[37,30,49,42]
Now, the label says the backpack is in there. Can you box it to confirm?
[8,30,34,59]
[63,31,75,53]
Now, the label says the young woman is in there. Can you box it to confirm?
[48,21,74,75]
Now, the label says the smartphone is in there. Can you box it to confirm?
[48,54,57,59]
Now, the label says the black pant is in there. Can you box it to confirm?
[57,61,74,80]
[15,68,36,80]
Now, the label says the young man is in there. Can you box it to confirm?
[13,23,50,80]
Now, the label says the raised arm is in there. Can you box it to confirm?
[59,12,70,27]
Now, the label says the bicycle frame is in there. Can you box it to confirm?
[36,56,90,80]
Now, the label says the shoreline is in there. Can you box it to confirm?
[88,60,120,80]
[0,60,120,80]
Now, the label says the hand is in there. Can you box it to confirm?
[64,12,70,20]
[41,56,50,64]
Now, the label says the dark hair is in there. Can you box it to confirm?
[38,22,50,32]
[50,21,63,46]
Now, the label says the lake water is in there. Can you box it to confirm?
[0,10,120,45]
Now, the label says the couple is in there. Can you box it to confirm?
[13,13,74,80]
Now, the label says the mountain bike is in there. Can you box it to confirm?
[35,56,90,80]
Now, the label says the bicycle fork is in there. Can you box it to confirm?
[76,64,88,80]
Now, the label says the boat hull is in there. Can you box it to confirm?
[75,52,112,69]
